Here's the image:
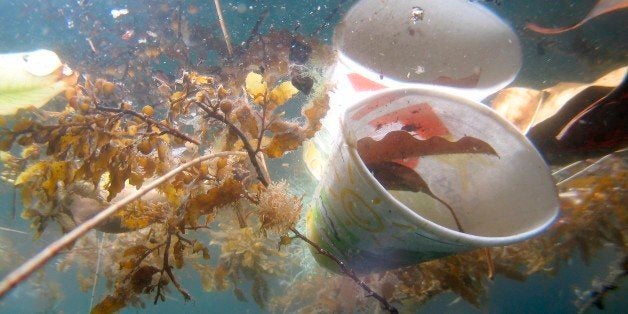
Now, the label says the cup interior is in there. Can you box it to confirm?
[342,88,559,240]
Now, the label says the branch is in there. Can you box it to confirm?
[195,102,269,186]
[213,0,233,57]
[237,8,269,56]
[0,151,245,299]
[289,227,398,313]
[95,105,200,145]
[155,233,192,303]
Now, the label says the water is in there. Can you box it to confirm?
[0,0,626,313]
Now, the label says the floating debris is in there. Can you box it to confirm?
[111,8,129,19]
[410,6,424,23]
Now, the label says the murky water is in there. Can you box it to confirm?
[0,1,626,313]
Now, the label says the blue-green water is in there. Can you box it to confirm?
[0,0,626,313]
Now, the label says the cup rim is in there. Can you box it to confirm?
[341,87,560,247]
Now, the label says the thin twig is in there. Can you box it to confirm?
[238,8,269,55]
[11,187,16,220]
[154,233,191,303]
[484,248,494,280]
[290,227,399,313]
[176,0,183,39]
[0,151,245,299]
[213,0,233,57]
[556,152,615,187]
[0,226,28,235]
[89,232,104,310]
[95,105,200,145]
[310,0,347,36]
[195,102,269,186]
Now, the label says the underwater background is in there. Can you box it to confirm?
[0,0,626,313]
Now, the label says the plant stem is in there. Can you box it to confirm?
[289,227,399,313]
[89,232,104,310]
[213,0,233,57]
[0,151,245,299]
[95,105,200,145]
[195,102,269,186]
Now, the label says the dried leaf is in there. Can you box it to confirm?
[187,71,214,85]
[491,66,626,133]
[42,161,69,197]
[214,263,229,291]
[130,265,159,293]
[56,212,76,232]
[185,178,244,226]
[123,245,149,257]
[234,105,260,138]
[245,72,267,105]
[527,83,626,165]
[173,239,185,269]
[91,295,126,314]
[526,0,628,35]
[252,275,269,309]
[492,66,627,165]
[356,130,498,165]
[107,164,130,201]
[367,161,431,192]
[0,134,15,151]
[15,161,46,185]
[234,287,247,302]
[365,160,464,231]
[302,93,330,134]
[268,81,298,107]
[262,131,306,158]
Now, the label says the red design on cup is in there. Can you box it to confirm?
[368,103,450,168]
[347,73,386,92]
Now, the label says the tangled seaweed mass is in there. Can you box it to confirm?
[0,1,626,313]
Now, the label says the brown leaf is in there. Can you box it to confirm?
[431,69,481,88]
[263,131,306,158]
[234,105,260,138]
[491,67,626,133]
[91,295,126,314]
[526,0,628,35]
[302,93,330,135]
[185,178,244,226]
[173,239,185,269]
[367,161,430,192]
[130,265,159,293]
[493,263,527,282]
[491,87,545,132]
[527,84,627,165]
[234,287,247,302]
[123,245,149,257]
[365,161,465,232]
[356,130,498,165]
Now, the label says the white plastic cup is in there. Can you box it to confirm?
[304,0,522,179]
[306,88,559,273]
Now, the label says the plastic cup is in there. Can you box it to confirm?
[304,0,522,180]
[306,87,559,273]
